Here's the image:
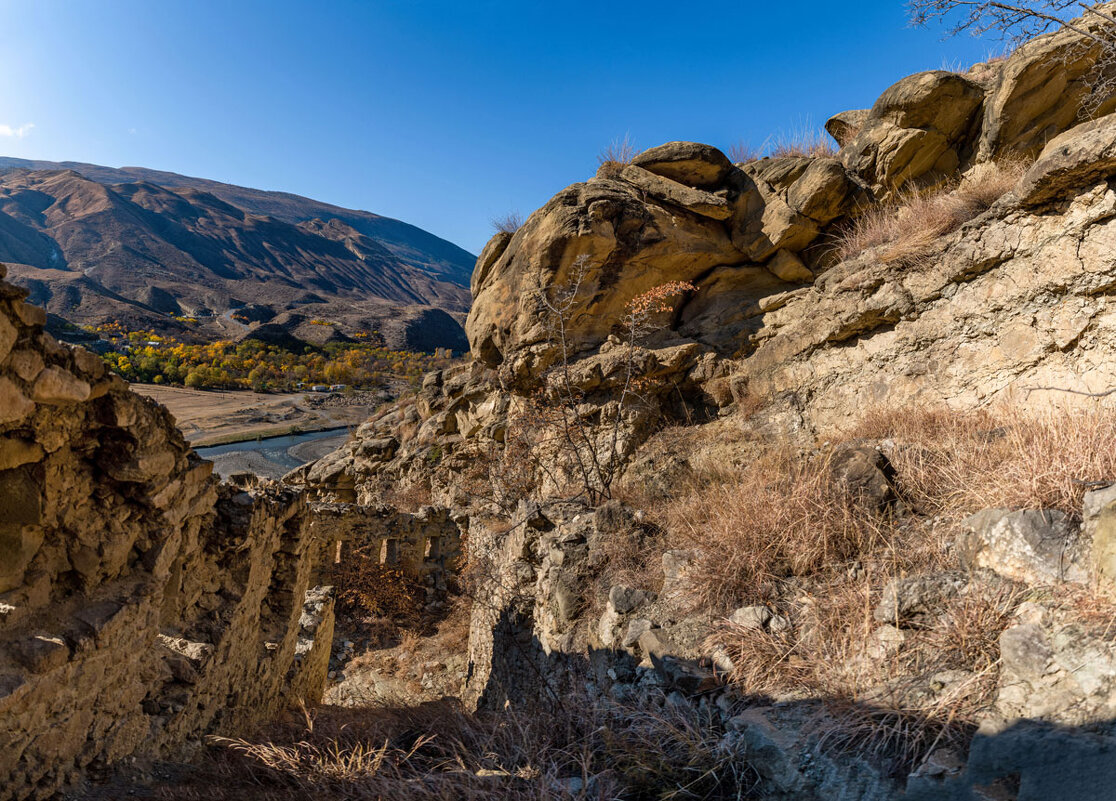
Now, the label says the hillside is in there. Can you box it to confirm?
[8,5,1116,801]
[0,161,473,350]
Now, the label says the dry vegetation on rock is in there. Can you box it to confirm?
[152,692,749,801]
[833,156,1031,266]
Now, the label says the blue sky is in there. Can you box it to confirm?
[0,0,999,256]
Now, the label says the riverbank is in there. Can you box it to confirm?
[131,384,386,446]
[195,428,351,479]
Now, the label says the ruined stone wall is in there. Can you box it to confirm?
[0,266,334,800]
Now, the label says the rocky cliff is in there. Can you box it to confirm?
[303,6,1116,506]
[0,263,337,800]
[289,8,1116,799]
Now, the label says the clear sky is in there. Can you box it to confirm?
[0,0,999,256]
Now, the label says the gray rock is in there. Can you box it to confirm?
[959,508,1085,585]
[874,571,966,626]
[729,605,772,630]
[1084,483,1116,591]
[608,584,651,615]
[622,618,653,648]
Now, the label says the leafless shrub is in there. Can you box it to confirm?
[598,133,637,167]
[533,255,696,504]
[727,140,762,163]
[909,1,1116,119]
[491,212,524,235]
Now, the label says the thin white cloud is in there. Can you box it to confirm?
[0,123,34,138]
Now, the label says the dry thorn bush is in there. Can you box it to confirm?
[833,156,1030,266]
[491,212,524,235]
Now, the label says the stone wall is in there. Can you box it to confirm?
[0,266,334,800]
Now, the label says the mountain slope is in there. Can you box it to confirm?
[0,161,474,348]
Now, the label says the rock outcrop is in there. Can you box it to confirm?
[0,265,335,800]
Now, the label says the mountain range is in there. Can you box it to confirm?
[0,157,474,350]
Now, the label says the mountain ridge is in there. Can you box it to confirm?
[0,159,474,350]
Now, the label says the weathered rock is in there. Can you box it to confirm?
[978,8,1116,161]
[825,109,870,147]
[0,378,34,425]
[630,141,733,189]
[31,366,90,404]
[874,572,966,626]
[842,71,984,195]
[1017,113,1116,206]
[766,249,813,283]
[959,508,1085,585]
[1083,483,1116,592]
[829,443,895,510]
[786,157,858,224]
[618,164,732,219]
[728,605,772,630]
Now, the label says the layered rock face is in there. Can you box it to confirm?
[313,7,1116,508]
[0,265,334,800]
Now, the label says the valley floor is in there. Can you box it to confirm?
[131,384,386,446]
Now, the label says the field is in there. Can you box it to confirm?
[132,384,382,445]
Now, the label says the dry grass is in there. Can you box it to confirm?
[852,403,1116,519]
[491,212,524,235]
[727,141,761,164]
[598,133,637,168]
[651,397,1116,772]
[833,157,1030,266]
[662,445,890,610]
[766,126,838,159]
[153,693,752,801]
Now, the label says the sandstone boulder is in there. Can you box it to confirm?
[466,176,744,383]
[630,141,733,189]
[841,71,984,194]
[978,7,1116,161]
[825,109,870,147]
[1016,113,1116,206]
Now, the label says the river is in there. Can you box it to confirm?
[195,427,351,479]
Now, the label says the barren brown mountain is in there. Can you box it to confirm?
[0,159,473,349]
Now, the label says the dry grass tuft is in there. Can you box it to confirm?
[852,403,1116,519]
[727,140,762,164]
[766,126,839,159]
[663,446,890,611]
[598,133,637,167]
[491,212,524,235]
[154,692,752,801]
[833,156,1030,266]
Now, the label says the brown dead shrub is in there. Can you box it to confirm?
[852,402,1116,519]
[663,446,890,611]
[330,549,423,623]
[833,156,1030,266]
